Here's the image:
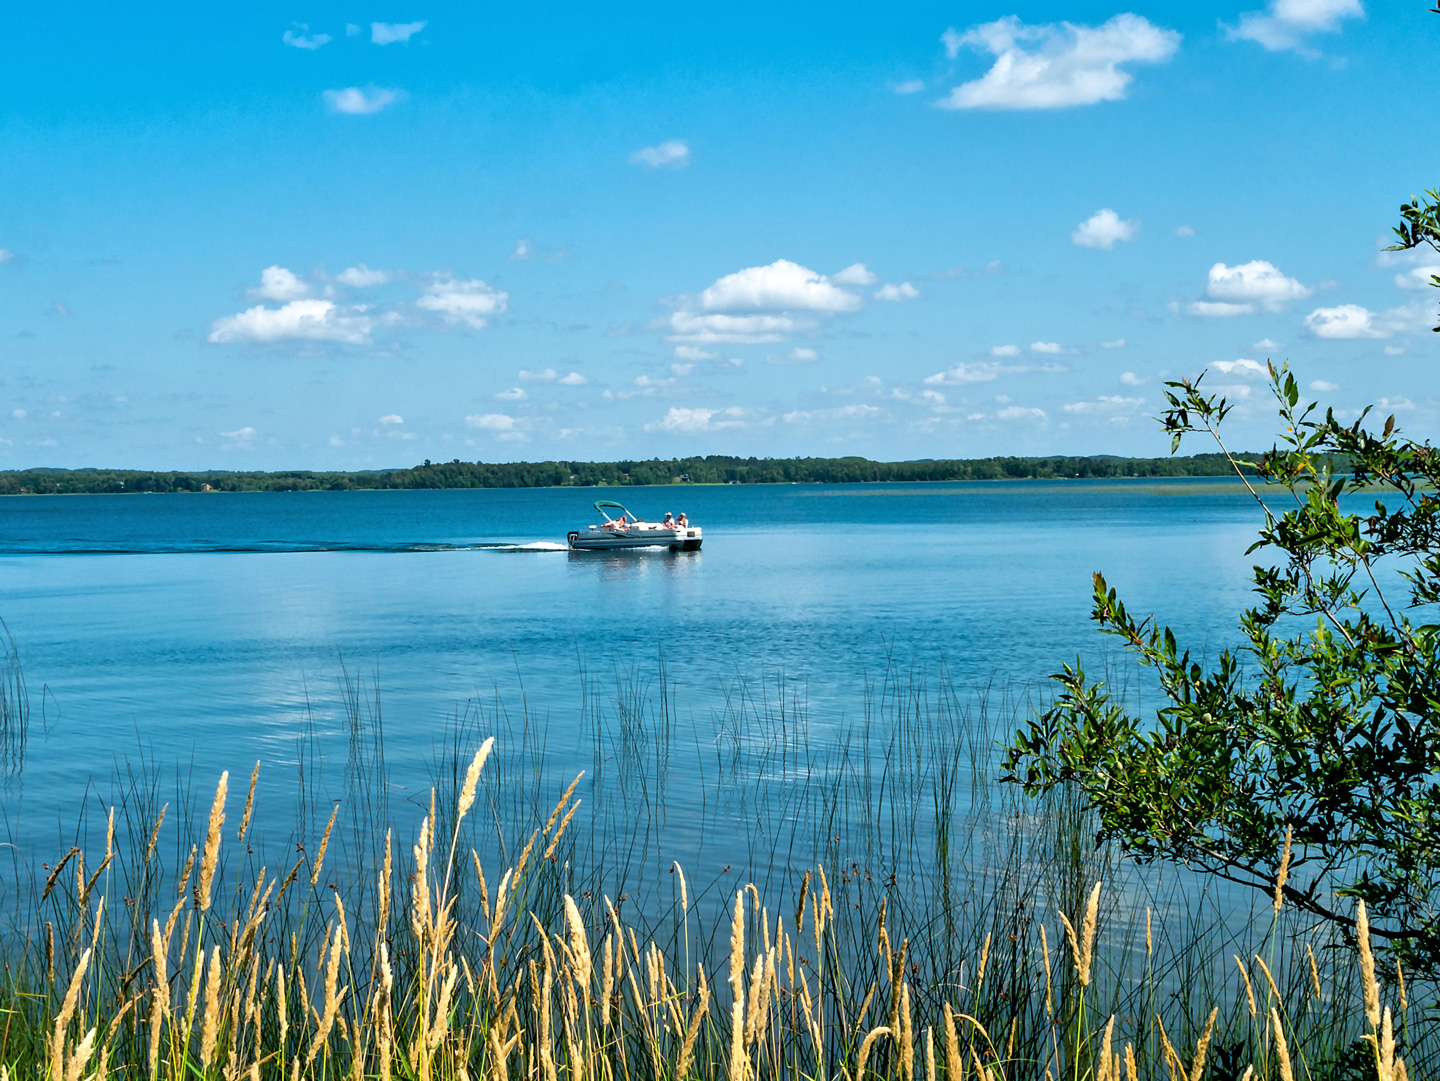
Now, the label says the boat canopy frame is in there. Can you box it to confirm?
[593,499,638,523]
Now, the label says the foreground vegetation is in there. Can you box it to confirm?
[0,725,1432,1081]
[0,452,1269,495]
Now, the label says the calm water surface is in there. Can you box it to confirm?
[0,479,1265,897]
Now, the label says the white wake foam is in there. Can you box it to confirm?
[481,541,569,552]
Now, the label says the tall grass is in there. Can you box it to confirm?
[0,654,1433,1079]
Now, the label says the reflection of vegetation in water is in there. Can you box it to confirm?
[0,647,1431,1079]
[0,619,27,777]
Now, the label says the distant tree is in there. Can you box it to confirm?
[1392,184,1440,332]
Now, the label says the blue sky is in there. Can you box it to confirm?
[2,1,1437,468]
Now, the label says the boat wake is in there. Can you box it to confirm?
[479,541,569,552]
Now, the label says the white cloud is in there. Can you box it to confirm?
[12,409,26,419]
[1213,358,1269,377]
[831,263,879,286]
[768,347,820,366]
[990,344,1021,357]
[939,14,1180,110]
[1254,337,1283,350]
[1227,0,1363,53]
[466,413,516,431]
[283,27,332,49]
[220,426,256,440]
[417,277,508,329]
[209,299,374,345]
[1385,346,1406,356]
[644,406,751,432]
[1174,225,1196,238]
[324,87,399,115]
[1186,301,1251,317]
[1063,395,1144,414]
[494,388,527,401]
[0,248,14,263]
[371,21,426,44]
[1395,264,1440,291]
[699,259,861,313]
[250,265,310,302]
[379,414,404,425]
[1310,380,1339,391]
[895,79,926,94]
[1030,341,1065,354]
[673,345,719,361]
[1072,208,1139,250]
[519,368,559,381]
[996,405,1047,421]
[671,362,694,376]
[1205,260,1311,310]
[336,264,389,287]
[666,312,801,344]
[1120,371,1145,386]
[629,140,691,169]
[511,238,534,261]
[1100,338,1127,348]
[558,371,588,385]
[782,404,880,424]
[1305,303,1385,339]
[924,362,1002,385]
[875,282,920,301]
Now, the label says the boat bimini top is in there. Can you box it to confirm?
[593,499,638,523]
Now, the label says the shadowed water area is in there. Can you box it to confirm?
[0,478,1272,922]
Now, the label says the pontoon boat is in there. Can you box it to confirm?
[566,500,702,551]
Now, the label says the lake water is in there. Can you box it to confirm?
[0,479,1268,918]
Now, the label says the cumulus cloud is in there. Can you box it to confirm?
[1100,338,1127,348]
[250,265,310,302]
[673,346,719,361]
[518,368,587,384]
[283,27,332,49]
[768,347,820,366]
[1120,372,1145,386]
[782,404,880,424]
[1062,395,1144,414]
[875,282,920,301]
[417,277,508,329]
[990,344,1021,357]
[220,426,257,441]
[629,140,691,169]
[1310,380,1339,392]
[1213,358,1270,377]
[699,259,862,313]
[379,414,404,425]
[996,405,1047,421]
[1030,341,1065,354]
[466,413,516,431]
[1187,301,1253,317]
[666,312,802,344]
[644,406,751,432]
[895,79,926,94]
[336,264,389,287]
[831,263,880,286]
[1174,225,1196,238]
[0,248,15,264]
[924,362,1003,385]
[1189,260,1311,316]
[510,238,534,261]
[494,388,527,401]
[1072,208,1139,250]
[1305,303,1385,339]
[209,299,374,345]
[1226,0,1363,53]
[1395,263,1440,291]
[324,87,399,114]
[939,13,1180,110]
[371,20,426,44]
[1255,337,1283,350]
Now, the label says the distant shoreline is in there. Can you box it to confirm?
[0,451,1288,496]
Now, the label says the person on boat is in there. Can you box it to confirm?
[662,512,676,528]
[676,512,689,528]
[614,514,628,530]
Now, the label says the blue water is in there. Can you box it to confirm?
[0,479,1265,895]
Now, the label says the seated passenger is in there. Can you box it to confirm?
[676,512,689,528]
[662,512,676,528]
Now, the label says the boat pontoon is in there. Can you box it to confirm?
[566,500,702,551]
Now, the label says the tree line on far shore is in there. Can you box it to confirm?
[0,451,1283,495]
